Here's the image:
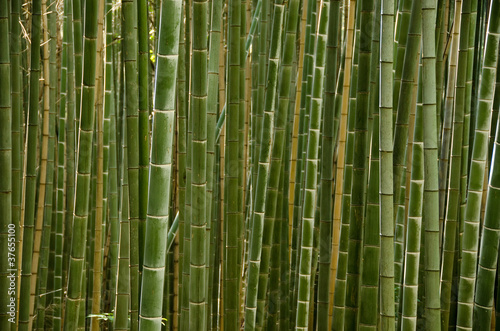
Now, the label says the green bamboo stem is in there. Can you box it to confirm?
[467,0,483,157]
[35,1,58,325]
[457,0,500,328]
[72,0,83,131]
[394,159,408,324]
[237,3,246,317]
[344,0,373,328]
[9,0,22,325]
[392,0,411,120]
[29,0,53,326]
[337,5,363,327]
[473,106,500,330]
[108,103,119,315]
[53,4,71,328]
[438,2,461,255]
[290,0,315,321]
[121,0,140,328]
[224,0,242,327]
[279,166,291,329]
[295,1,330,329]
[0,0,12,327]
[188,0,209,327]
[63,0,76,290]
[181,32,193,331]
[458,1,477,303]
[104,0,118,315]
[138,0,182,329]
[87,126,97,316]
[421,0,442,328]
[295,4,320,315]
[214,0,262,144]
[251,0,270,199]
[400,64,423,331]
[490,60,500,165]
[278,20,300,329]
[137,0,149,273]
[359,2,381,328]
[265,165,284,330]
[206,0,223,325]
[315,2,340,328]
[392,0,421,207]
[166,213,180,252]
[439,1,470,328]
[435,0,449,142]
[176,2,187,327]
[243,3,284,329]
[255,0,300,327]
[114,115,130,331]
[63,0,99,327]
[90,0,105,327]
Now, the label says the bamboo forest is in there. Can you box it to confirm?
[4,0,500,330]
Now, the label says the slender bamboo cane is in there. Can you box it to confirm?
[73,0,83,130]
[224,0,242,328]
[121,0,140,328]
[392,0,421,208]
[290,0,314,320]
[473,109,500,330]
[207,0,223,325]
[359,2,381,328]
[63,0,99,327]
[400,65,424,331]
[63,0,76,291]
[244,3,284,329]
[279,19,301,329]
[457,0,500,328]
[251,0,270,197]
[315,2,340,329]
[181,30,193,331]
[457,5,477,318]
[114,116,131,331]
[379,0,396,329]
[0,0,12,327]
[188,0,209,328]
[90,0,105,327]
[438,1,461,255]
[138,0,182,329]
[53,5,71,328]
[331,2,356,330]
[435,0,450,142]
[238,0,247,320]
[105,0,119,315]
[34,0,57,325]
[9,0,22,325]
[439,1,470,328]
[137,0,149,273]
[421,0,442,327]
[28,0,52,326]
[265,165,284,330]
[490,60,500,164]
[176,2,187,327]
[392,0,411,121]
[344,0,373,328]
[295,1,330,329]
[328,42,345,330]
[255,0,300,327]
